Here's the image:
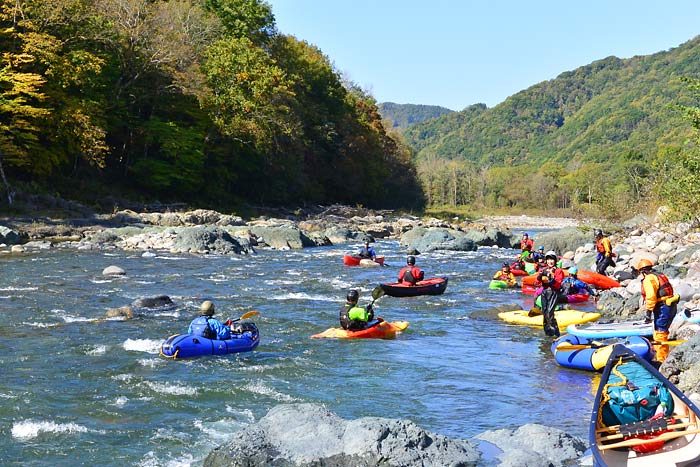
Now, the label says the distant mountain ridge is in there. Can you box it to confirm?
[378,102,454,130]
[403,36,700,167]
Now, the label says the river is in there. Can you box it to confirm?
[0,239,599,466]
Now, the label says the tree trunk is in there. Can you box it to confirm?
[0,150,14,205]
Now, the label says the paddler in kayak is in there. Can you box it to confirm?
[638,259,680,362]
[560,266,597,297]
[188,300,231,340]
[397,255,425,285]
[357,240,377,260]
[492,262,516,287]
[339,289,375,331]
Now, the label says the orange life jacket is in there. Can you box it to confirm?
[641,272,674,300]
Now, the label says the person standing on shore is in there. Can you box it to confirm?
[595,229,615,276]
[536,250,564,337]
[638,259,679,362]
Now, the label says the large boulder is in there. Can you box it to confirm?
[532,228,590,257]
[401,228,477,253]
[249,226,315,250]
[0,225,22,245]
[172,226,248,254]
[476,424,586,467]
[204,403,480,467]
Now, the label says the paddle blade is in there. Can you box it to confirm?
[371,285,385,300]
[239,310,260,320]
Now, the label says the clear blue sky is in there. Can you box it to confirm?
[267,0,700,110]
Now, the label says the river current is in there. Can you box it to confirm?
[0,239,599,466]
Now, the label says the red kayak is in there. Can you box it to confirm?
[380,277,448,297]
[343,254,385,266]
[575,270,620,289]
[511,268,529,277]
[311,319,409,339]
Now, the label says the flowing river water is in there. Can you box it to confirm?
[0,239,600,466]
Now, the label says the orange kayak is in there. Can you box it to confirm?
[311,320,409,339]
[521,269,619,289]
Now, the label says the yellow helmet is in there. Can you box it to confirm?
[200,300,215,316]
[636,259,654,271]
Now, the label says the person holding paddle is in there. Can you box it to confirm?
[536,250,565,338]
[357,241,377,260]
[339,289,375,331]
[188,300,231,340]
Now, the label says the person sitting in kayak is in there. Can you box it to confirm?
[560,266,597,297]
[188,300,231,340]
[532,245,546,262]
[520,233,534,257]
[535,250,564,337]
[339,289,374,331]
[493,262,516,287]
[398,255,424,285]
[357,241,376,260]
[510,257,526,273]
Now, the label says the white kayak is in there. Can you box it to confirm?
[566,320,653,339]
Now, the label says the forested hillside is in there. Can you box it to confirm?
[378,102,454,130]
[404,36,700,220]
[0,0,424,211]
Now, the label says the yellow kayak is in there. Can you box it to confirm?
[498,310,601,329]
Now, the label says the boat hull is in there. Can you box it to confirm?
[160,326,259,359]
[498,309,600,329]
[343,255,385,266]
[380,277,448,297]
[311,320,409,339]
[591,345,700,466]
[551,334,653,371]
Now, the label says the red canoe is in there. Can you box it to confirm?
[343,255,385,266]
[311,319,409,339]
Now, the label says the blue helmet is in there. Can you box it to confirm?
[569,266,578,275]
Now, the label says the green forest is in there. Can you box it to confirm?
[403,37,700,222]
[377,102,454,131]
[0,0,423,212]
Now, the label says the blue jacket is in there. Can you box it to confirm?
[561,276,595,295]
[358,246,376,259]
[188,316,231,340]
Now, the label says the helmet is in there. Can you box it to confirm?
[364,240,370,246]
[538,245,544,251]
[568,266,578,275]
[502,262,510,270]
[407,255,416,265]
[200,300,215,316]
[595,229,603,237]
[523,232,529,237]
[637,259,654,271]
[346,289,359,303]
[545,250,557,260]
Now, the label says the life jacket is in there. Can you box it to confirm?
[596,237,611,254]
[339,304,352,330]
[520,239,532,251]
[641,272,674,300]
[402,267,416,283]
[190,316,215,339]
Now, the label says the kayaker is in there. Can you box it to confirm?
[595,229,615,276]
[535,250,564,337]
[560,266,597,297]
[398,255,424,285]
[532,245,546,262]
[188,300,231,340]
[638,259,680,362]
[493,263,516,287]
[520,233,534,257]
[357,241,376,260]
[339,289,374,331]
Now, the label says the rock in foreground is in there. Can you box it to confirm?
[204,403,480,467]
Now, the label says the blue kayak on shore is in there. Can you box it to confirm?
[160,323,260,359]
